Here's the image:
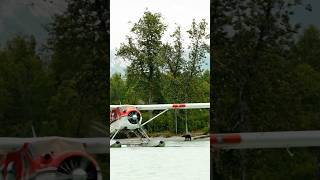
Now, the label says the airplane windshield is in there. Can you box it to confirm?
[28,139,85,158]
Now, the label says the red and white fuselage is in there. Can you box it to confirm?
[110,106,142,135]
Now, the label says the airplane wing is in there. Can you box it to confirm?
[0,137,109,154]
[110,103,210,110]
[211,131,320,149]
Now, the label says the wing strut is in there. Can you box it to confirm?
[141,109,170,127]
[111,129,120,141]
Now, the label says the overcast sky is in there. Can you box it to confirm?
[0,0,66,45]
[110,0,210,74]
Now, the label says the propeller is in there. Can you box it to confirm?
[127,111,140,124]
[56,156,98,180]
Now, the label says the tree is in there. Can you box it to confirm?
[294,25,320,71]
[211,0,313,178]
[116,11,167,105]
[0,36,52,136]
[161,25,186,103]
[184,19,209,102]
[46,0,108,137]
[110,73,127,104]
[113,11,210,134]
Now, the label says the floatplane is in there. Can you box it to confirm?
[110,103,210,147]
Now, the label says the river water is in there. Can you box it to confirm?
[110,138,210,180]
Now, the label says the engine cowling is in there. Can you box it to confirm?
[127,111,141,124]
[56,156,100,180]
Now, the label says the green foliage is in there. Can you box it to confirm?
[0,0,108,177]
[212,0,320,178]
[113,11,210,134]
[0,36,53,137]
[45,0,108,137]
[186,19,209,77]
[110,73,127,104]
[116,11,167,104]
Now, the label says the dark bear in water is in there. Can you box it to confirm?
[182,134,192,141]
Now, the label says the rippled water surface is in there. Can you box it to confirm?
[110,139,210,180]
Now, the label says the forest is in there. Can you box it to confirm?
[110,11,210,135]
[0,0,107,137]
[0,0,108,177]
[212,0,320,179]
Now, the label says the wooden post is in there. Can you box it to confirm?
[175,109,177,134]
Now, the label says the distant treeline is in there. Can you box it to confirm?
[212,0,320,179]
[110,11,210,134]
[0,0,107,138]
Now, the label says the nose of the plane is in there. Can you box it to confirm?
[132,114,138,121]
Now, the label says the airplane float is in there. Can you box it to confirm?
[0,137,107,180]
[110,103,210,147]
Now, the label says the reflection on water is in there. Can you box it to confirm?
[110,139,210,180]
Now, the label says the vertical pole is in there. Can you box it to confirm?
[185,110,188,134]
[175,109,177,134]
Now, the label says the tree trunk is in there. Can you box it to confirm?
[148,83,153,125]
